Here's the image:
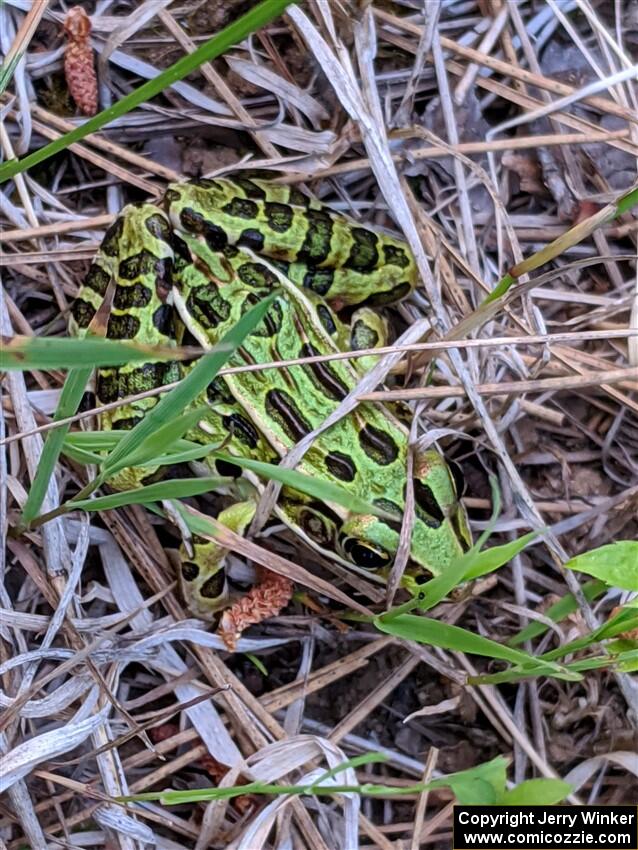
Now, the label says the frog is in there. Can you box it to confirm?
[71,173,471,637]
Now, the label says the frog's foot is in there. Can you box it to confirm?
[217,567,294,651]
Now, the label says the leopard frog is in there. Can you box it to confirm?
[71,174,471,620]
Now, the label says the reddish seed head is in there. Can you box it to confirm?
[63,5,97,115]
[64,6,92,41]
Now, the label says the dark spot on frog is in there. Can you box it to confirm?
[200,572,226,600]
[344,227,379,273]
[297,208,334,265]
[145,212,172,243]
[100,217,124,257]
[106,313,140,339]
[113,282,153,310]
[265,201,293,233]
[179,207,228,251]
[181,561,200,582]
[350,318,379,351]
[84,263,110,296]
[265,389,311,442]
[151,304,175,335]
[316,304,337,336]
[303,267,334,296]
[411,479,444,527]
[300,343,348,401]
[364,281,411,307]
[383,243,411,269]
[325,451,356,482]
[358,425,399,466]
[71,299,96,329]
[222,197,259,219]
[238,228,265,252]
[223,413,260,449]
[187,286,231,329]
[237,261,277,289]
[229,176,267,200]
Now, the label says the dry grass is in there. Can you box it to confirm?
[1,1,637,848]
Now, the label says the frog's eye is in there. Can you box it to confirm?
[342,537,392,571]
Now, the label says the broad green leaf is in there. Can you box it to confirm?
[498,779,571,805]
[71,477,229,512]
[566,541,638,591]
[429,756,508,804]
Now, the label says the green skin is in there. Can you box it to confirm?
[71,174,471,618]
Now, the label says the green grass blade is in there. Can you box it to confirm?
[468,663,583,685]
[540,609,638,663]
[508,580,607,647]
[61,443,106,466]
[462,531,540,580]
[122,407,210,469]
[0,0,296,184]
[209,453,393,519]
[64,427,389,519]
[374,613,566,673]
[0,335,189,370]
[99,293,277,482]
[483,183,638,304]
[0,51,22,97]
[65,432,126,451]
[64,431,217,468]
[71,477,230,512]
[498,779,572,805]
[21,366,93,524]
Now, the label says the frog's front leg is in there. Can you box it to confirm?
[179,499,293,649]
[179,500,255,619]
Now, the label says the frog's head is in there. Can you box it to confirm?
[338,452,471,578]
